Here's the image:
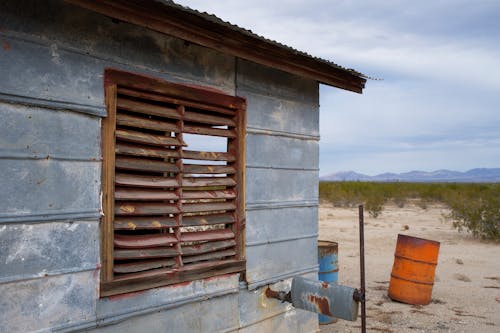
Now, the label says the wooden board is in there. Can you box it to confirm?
[114,217,177,230]
[115,202,180,215]
[115,173,179,188]
[114,233,178,248]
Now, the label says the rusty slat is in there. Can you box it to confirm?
[182,202,236,214]
[115,188,179,201]
[182,239,236,255]
[115,173,179,188]
[182,190,236,200]
[183,150,235,162]
[117,97,181,119]
[183,164,235,174]
[182,249,236,264]
[182,177,236,187]
[114,247,178,260]
[114,234,178,248]
[114,258,175,273]
[183,124,236,138]
[116,128,183,147]
[182,213,235,226]
[116,113,179,132]
[114,217,177,230]
[115,156,179,173]
[181,228,234,242]
[115,202,179,215]
[115,143,179,159]
[184,110,235,126]
[118,87,237,116]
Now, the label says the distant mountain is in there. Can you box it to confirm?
[321,168,500,183]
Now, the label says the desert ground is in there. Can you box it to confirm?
[318,202,500,333]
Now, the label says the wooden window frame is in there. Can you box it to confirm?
[101,69,246,297]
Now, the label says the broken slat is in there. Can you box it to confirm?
[115,157,179,173]
[184,110,235,126]
[182,177,236,187]
[114,217,177,230]
[116,113,179,132]
[114,259,176,274]
[183,125,236,138]
[182,249,236,264]
[182,239,236,255]
[117,97,181,119]
[115,188,179,201]
[116,173,179,188]
[181,229,235,242]
[118,87,236,116]
[116,128,183,147]
[114,234,178,248]
[114,247,179,260]
[182,202,236,214]
[116,143,179,159]
[183,164,236,174]
[182,190,236,200]
[182,213,235,227]
[115,202,180,215]
[183,150,235,162]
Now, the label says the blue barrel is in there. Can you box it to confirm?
[318,240,339,325]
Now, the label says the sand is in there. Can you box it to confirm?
[318,202,500,333]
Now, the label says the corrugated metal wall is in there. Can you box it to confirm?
[0,1,319,332]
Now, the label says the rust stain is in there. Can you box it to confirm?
[2,41,10,51]
[307,294,333,316]
[108,290,146,301]
[322,281,329,289]
[265,287,279,299]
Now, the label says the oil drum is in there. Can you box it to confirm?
[318,240,339,324]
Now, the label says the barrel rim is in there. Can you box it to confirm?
[397,233,440,246]
[318,240,339,248]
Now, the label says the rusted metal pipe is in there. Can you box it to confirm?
[265,287,291,303]
[358,205,366,333]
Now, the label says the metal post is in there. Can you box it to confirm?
[358,205,366,333]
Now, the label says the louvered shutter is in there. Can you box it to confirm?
[101,70,245,296]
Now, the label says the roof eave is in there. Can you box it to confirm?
[65,0,366,93]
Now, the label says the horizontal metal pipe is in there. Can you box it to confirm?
[246,127,320,141]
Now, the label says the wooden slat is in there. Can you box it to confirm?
[182,177,236,187]
[182,249,236,264]
[117,97,180,119]
[116,128,183,147]
[100,259,246,296]
[182,190,236,200]
[182,213,235,227]
[183,125,235,138]
[116,113,179,132]
[182,202,236,214]
[118,87,237,116]
[115,188,179,201]
[101,84,117,282]
[114,234,178,248]
[182,239,236,255]
[115,217,177,230]
[184,110,235,126]
[183,164,236,174]
[183,150,235,162]
[115,202,180,215]
[114,259,175,274]
[116,156,179,173]
[116,142,179,159]
[181,229,234,242]
[114,247,178,260]
[116,173,179,188]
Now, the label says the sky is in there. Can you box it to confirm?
[175,0,500,176]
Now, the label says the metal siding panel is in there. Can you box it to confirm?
[0,0,236,96]
[237,59,318,104]
[0,102,100,160]
[242,90,319,136]
[245,238,317,287]
[239,308,317,333]
[246,168,318,205]
[0,159,100,223]
[246,133,319,170]
[0,271,98,333]
[246,207,318,245]
[0,221,99,283]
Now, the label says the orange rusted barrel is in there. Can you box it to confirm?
[388,234,440,305]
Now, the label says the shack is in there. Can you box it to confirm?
[0,1,366,332]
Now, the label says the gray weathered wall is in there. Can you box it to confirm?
[0,1,319,332]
